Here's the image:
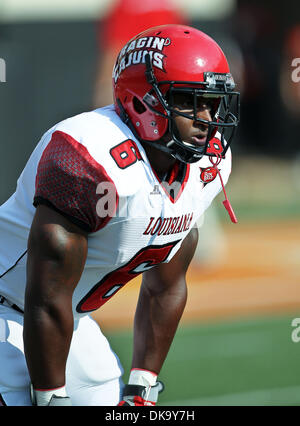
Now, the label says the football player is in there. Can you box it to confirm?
[0,24,239,406]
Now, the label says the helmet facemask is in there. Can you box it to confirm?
[142,54,240,163]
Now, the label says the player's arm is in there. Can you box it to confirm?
[23,204,88,405]
[119,227,198,406]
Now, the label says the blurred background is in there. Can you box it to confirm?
[0,0,300,406]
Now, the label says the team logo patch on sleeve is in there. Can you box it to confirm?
[200,166,218,183]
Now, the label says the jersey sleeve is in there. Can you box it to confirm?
[33,130,118,233]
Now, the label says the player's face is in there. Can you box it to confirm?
[173,93,217,148]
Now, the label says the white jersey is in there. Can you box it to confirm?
[0,105,231,319]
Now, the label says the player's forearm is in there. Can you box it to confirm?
[23,295,73,389]
[24,205,88,390]
[132,278,187,374]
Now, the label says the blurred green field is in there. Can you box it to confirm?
[107,313,300,406]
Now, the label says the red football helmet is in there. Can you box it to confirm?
[113,24,240,163]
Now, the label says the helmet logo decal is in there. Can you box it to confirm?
[113,36,171,83]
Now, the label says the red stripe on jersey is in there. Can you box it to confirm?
[151,162,190,203]
[168,161,180,186]
[34,130,118,232]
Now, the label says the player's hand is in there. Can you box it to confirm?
[118,381,164,406]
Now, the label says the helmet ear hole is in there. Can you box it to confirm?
[133,96,147,114]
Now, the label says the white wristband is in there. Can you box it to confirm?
[33,385,67,406]
[129,368,157,387]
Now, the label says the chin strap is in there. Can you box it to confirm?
[209,154,238,224]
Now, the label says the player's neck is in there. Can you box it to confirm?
[141,142,177,180]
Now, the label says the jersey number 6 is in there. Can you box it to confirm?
[110,139,142,169]
[76,240,180,313]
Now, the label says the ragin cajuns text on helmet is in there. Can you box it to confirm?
[113,24,240,163]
